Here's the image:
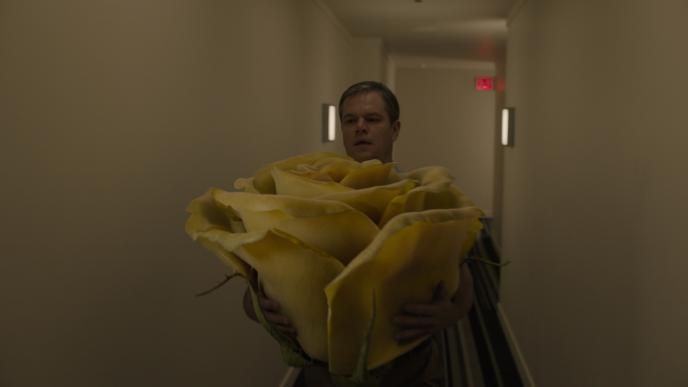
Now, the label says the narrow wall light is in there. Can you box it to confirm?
[501,107,515,147]
[322,104,337,143]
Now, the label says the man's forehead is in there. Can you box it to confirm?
[341,91,386,113]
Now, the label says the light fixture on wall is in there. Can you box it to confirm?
[322,104,337,143]
[501,107,515,147]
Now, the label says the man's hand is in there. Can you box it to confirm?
[242,269,297,338]
[392,265,473,344]
[256,292,298,338]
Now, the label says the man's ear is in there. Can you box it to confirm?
[392,120,401,142]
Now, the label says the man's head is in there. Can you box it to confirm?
[338,81,400,163]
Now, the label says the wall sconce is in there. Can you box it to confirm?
[501,107,515,147]
[322,104,337,143]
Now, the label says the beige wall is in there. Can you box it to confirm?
[394,61,496,215]
[0,1,380,386]
[501,1,688,386]
[351,37,385,82]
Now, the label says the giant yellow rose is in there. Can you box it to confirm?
[185,152,482,383]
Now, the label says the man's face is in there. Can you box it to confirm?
[340,91,400,163]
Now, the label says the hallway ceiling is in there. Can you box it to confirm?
[320,0,516,61]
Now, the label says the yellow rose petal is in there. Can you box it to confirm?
[235,229,345,362]
[312,157,360,182]
[325,207,483,376]
[252,152,350,194]
[272,167,352,197]
[377,166,479,226]
[339,161,394,189]
[185,190,251,276]
[318,179,417,225]
[213,191,379,264]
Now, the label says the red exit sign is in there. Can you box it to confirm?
[475,76,494,91]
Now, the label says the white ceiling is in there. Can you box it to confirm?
[319,0,517,61]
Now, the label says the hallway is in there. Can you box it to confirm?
[1,1,687,386]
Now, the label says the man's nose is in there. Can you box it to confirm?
[355,118,368,132]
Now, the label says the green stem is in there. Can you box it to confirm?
[195,273,240,297]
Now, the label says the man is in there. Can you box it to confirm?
[244,81,474,386]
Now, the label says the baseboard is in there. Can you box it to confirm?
[277,367,301,387]
[495,303,536,387]
[457,319,485,387]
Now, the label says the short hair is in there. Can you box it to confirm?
[338,81,400,123]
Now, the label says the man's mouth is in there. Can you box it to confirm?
[354,140,372,146]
